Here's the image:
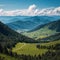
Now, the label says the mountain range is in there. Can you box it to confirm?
[0,16,60,33]
[5,16,60,32]
[0,16,60,43]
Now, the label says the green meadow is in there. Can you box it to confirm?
[12,43,47,56]
[12,40,60,56]
[22,26,57,40]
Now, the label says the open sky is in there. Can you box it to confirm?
[0,0,60,10]
[0,0,60,16]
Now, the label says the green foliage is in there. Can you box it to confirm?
[0,21,37,48]
[0,20,60,60]
[22,20,60,40]
[0,39,60,60]
[12,43,47,56]
[0,53,18,60]
[12,40,60,56]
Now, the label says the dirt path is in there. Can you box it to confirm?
[19,43,26,49]
[13,43,26,51]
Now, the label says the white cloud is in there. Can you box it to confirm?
[0,9,4,16]
[28,4,36,11]
[0,4,60,16]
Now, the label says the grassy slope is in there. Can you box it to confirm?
[12,43,47,56]
[0,54,18,60]
[22,20,60,40]
[12,40,60,56]
[22,25,57,40]
[41,40,60,46]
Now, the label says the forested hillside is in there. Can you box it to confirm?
[22,20,60,40]
[0,21,36,47]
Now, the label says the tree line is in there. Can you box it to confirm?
[0,43,60,60]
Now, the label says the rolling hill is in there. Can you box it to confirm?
[22,20,60,41]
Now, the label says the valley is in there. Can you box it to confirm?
[0,0,60,59]
[0,16,60,60]
[22,20,60,40]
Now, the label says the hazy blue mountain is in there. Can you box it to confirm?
[29,19,60,32]
[7,17,50,32]
[0,16,60,32]
[0,16,60,23]
[7,20,36,32]
[0,16,28,23]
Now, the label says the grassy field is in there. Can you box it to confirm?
[12,43,47,56]
[22,26,57,40]
[12,40,60,56]
[40,40,60,46]
[0,40,60,60]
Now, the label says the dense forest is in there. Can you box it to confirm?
[0,21,38,47]
[0,41,60,60]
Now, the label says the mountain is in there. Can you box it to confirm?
[0,16,60,32]
[6,16,60,32]
[0,16,28,23]
[0,16,60,24]
[0,21,37,47]
[7,20,36,32]
[29,19,60,32]
[37,33,60,42]
[22,20,60,40]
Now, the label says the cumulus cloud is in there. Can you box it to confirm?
[28,4,36,12]
[0,4,60,16]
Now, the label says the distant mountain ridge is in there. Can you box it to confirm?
[29,19,60,32]
[6,16,60,32]
[0,16,60,32]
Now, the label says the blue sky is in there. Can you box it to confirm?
[0,0,60,16]
[0,0,60,10]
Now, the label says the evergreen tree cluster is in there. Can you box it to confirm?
[0,43,60,60]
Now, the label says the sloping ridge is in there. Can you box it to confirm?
[0,21,36,44]
[29,19,60,32]
[37,33,60,42]
[22,20,60,41]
